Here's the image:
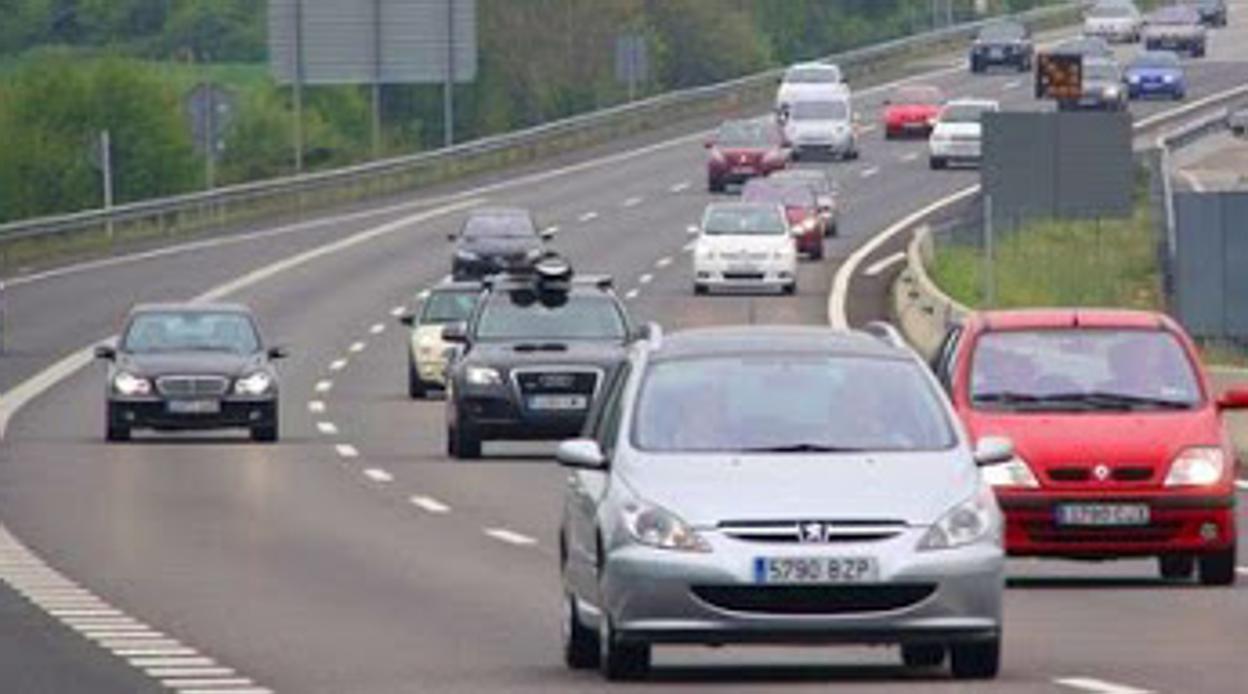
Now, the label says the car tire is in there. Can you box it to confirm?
[826,222,838,238]
[251,423,279,443]
[562,594,600,670]
[599,617,650,681]
[106,423,131,443]
[408,359,428,399]
[809,242,824,261]
[901,644,947,669]
[450,421,482,460]
[1159,555,1196,580]
[708,179,724,194]
[950,638,1000,680]
[783,282,797,296]
[693,283,708,296]
[1198,545,1236,586]
[930,157,947,171]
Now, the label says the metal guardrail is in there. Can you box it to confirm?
[0,3,1083,272]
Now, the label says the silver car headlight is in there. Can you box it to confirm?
[1104,86,1121,99]
[621,500,711,553]
[455,249,480,261]
[980,454,1040,489]
[1164,447,1225,487]
[234,372,274,396]
[465,365,503,386]
[918,487,998,551]
[113,371,152,396]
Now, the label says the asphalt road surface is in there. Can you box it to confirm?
[2,5,1248,693]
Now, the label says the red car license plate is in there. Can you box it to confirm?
[1055,503,1150,527]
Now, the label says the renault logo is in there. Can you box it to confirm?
[1093,464,1112,482]
[799,522,827,544]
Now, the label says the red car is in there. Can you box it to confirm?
[741,178,823,260]
[883,85,944,139]
[706,119,789,193]
[934,309,1248,585]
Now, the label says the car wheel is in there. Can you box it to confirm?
[408,359,428,399]
[809,242,824,261]
[707,179,724,194]
[930,157,947,171]
[1198,545,1236,586]
[451,421,482,460]
[1159,555,1196,580]
[599,617,650,681]
[783,282,797,296]
[826,222,838,238]
[106,423,131,443]
[693,283,708,296]
[251,423,279,443]
[901,644,946,669]
[950,638,1000,680]
[562,594,600,670]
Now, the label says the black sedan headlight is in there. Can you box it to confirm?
[234,372,275,396]
[113,371,152,396]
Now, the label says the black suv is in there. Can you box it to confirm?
[95,303,286,442]
[970,20,1034,73]
[450,207,554,280]
[443,259,638,459]
[1194,0,1228,27]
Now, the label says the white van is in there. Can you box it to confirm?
[782,92,858,161]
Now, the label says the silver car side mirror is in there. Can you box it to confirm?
[974,436,1015,467]
[557,439,607,469]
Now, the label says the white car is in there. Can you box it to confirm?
[775,62,847,113]
[693,202,797,296]
[399,282,481,398]
[1084,1,1143,43]
[929,99,1000,170]
[783,93,859,161]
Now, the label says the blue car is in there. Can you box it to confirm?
[1123,50,1186,100]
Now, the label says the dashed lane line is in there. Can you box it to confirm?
[860,166,881,179]
[1237,567,1248,576]
[369,323,386,335]
[411,496,452,514]
[686,224,699,235]
[1003,79,1022,90]
[363,468,394,483]
[335,444,359,459]
[864,252,907,277]
[161,679,258,690]
[349,341,367,353]
[670,181,691,193]
[484,528,539,547]
[656,256,673,269]
[623,196,644,208]
[901,152,919,162]
[1055,677,1154,694]
[390,305,407,317]
[578,211,600,223]
[543,225,561,236]
[639,274,654,285]
[316,422,339,436]
[416,289,431,300]
[314,380,333,394]
[625,289,641,301]
[329,359,348,371]
[308,400,326,413]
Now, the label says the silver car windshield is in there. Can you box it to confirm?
[785,66,841,84]
[703,206,786,236]
[941,104,991,124]
[971,329,1201,411]
[633,355,956,453]
[1084,63,1121,81]
[123,312,260,355]
[789,100,848,121]
[475,294,626,341]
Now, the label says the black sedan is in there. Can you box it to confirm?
[969,20,1034,73]
[95,303,286,442]
[450,207,554,280]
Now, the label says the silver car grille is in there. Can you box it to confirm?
[719,251,771,262]
[155,375,230,398]
[718,520,907,544]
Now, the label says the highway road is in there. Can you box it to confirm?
[2,6,1248,693]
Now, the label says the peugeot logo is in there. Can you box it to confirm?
[799,522,827,544]
[1093,464,1112,482]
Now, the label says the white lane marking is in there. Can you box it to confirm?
[49,608,123,618]
[114,647,198,657]
[686,224,699,235]
[625,289,640,300]
[178,689,273,694]
[656,257,673,269]
[145,667,236,678]
[314,380,333,394]
[84,631,169,642]
[160,679,256,690]
[859,124,878,134]
[329,359,348,372]
[670,181,691,193]
[128,656,217,668]
[1234,479,1247,491]
[316,422,339,436]
[865,252,907,277]
[543,225,561,236]
[639,274,654,285]
[1055,677,1154,694]
[1003,79,1021,91]
[390,306,406,317]
[335,444,359,459]
[363,468,394,483]
[411,496,452,514]
[623,196,644,208]
[349,341,367,353]
[578,211,599,223]
[416,289,431,300]
[901,152,919,162]
[369,323,386,335]
[484,528,539,547]
[860,166,880,179]
[308,400,326,414]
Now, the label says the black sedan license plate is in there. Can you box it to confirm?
[527,395,588,411]
[1055,503,1150,527]
[166,399,221,415]
[754,556,878,584]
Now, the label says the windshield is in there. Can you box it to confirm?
[420,291,480,325]
[474,293,626,342]
[979,23,1025,41]
[633,355,955,453]
[894,86,942,105]
[123,312,260,355]
[715,121,778,147]
[702,205,786,236]
[970,329,1202,411]
[789,100,849,121]
[1152,7,1198,24]
[1132,52,1180,69]
[462,213,535,240]
[940,103,991,124]
[785,65,841,84]
[1089,4,1134,18]
[1084,62,1121,81]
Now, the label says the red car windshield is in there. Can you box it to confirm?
[715,121,778,148]
[970,329,1202,411]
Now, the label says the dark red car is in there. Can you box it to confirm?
[741,178,823,260]
[883,85,944,139]
[706,119,789,193]
[934,309,1248,585]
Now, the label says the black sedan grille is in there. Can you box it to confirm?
[692,584,936,615]
[514,370,599,396]
[155,375,230,398]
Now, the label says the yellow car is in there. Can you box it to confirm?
[399,282,481,399]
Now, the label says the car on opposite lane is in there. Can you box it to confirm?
[1124,50,1187,100]
[775,62,847,114]
[400,281,481,399]
[444,260,635,459]
[692,202,797,296]
[95,303,286,443]
[1192,0,1229,27]
[742,177,825,260]
[558,326,1006,681]
[882,85,944,139]
[933,309,1246,585]
[1059,58,1127,111]
[929,99,1000,170]
[705,119,790,193]
[1144,5,1208,57]
[1084,0,1144,43]
[449,207,553,281]
[969,20,1034,73]
[768,167,840,236]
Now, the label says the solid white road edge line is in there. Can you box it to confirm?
[865,252,907,277]
[484,529,539,547]
[1054,677,1154,694]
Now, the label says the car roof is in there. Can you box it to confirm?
[129,302,252,316]
[970,308,1170,332]
[649,326,912,362]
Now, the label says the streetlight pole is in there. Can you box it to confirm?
[444,0,455,148]
[293,0,306,172]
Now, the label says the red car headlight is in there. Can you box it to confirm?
[1164,447,1226,487]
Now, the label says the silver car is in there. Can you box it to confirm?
[557,325,1009,681]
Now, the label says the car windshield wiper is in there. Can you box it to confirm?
[972,392,1093,411]
[740,444,869,453]
[1042,391,1194,411]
